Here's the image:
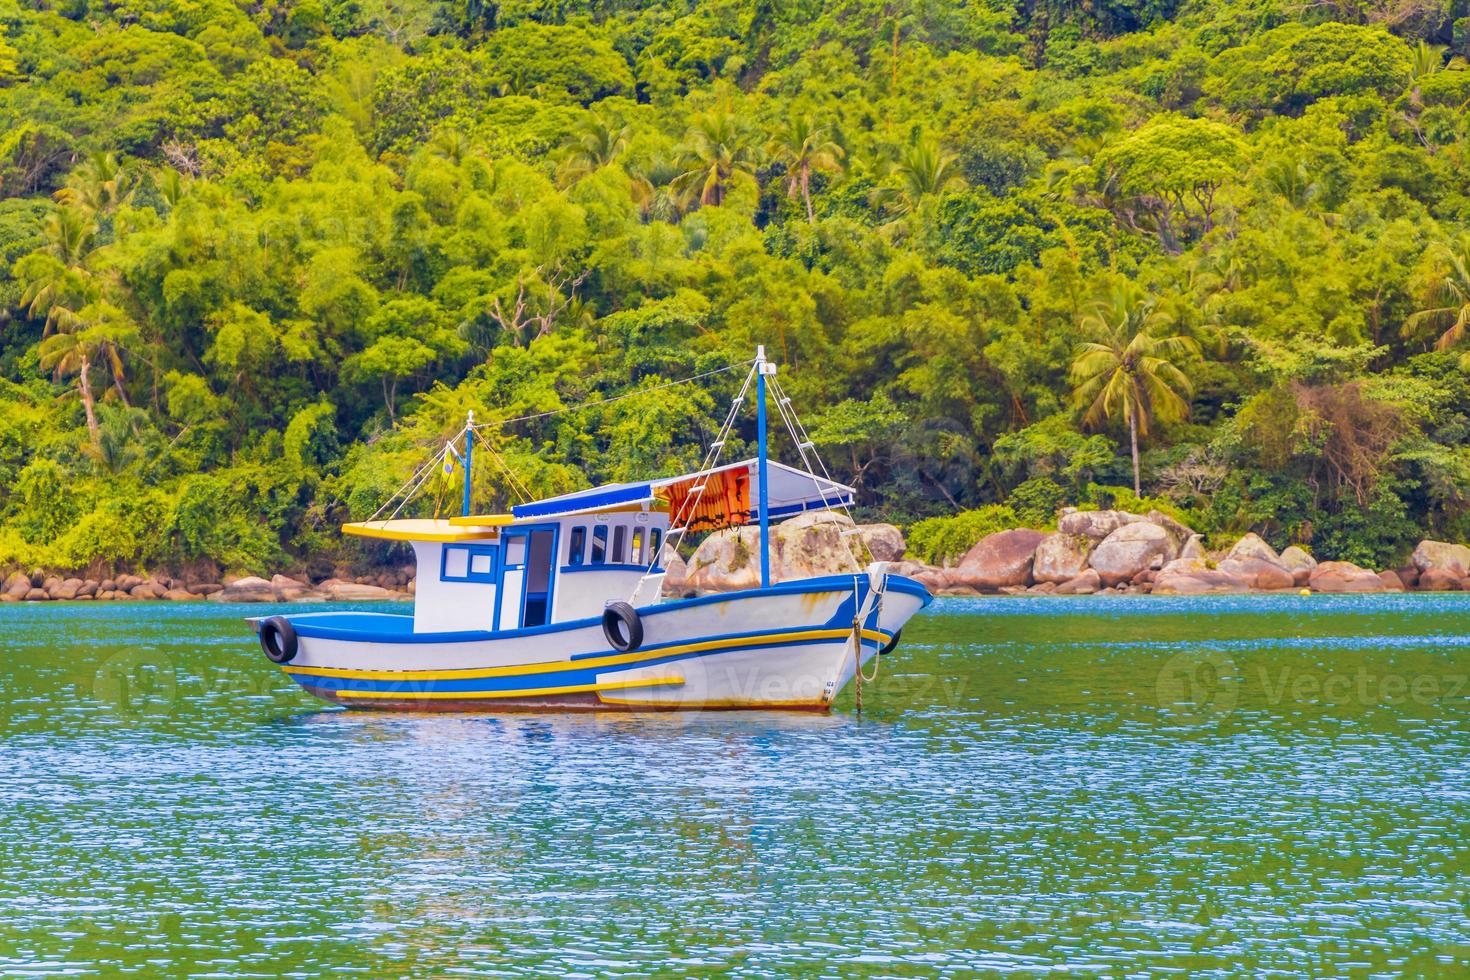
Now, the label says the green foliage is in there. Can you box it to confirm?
[1005,477,1067,529]
[0,0,1467,576]
[908,505,1020,565]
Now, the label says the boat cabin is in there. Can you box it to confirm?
[343,458,853,635]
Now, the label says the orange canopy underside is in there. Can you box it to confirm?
[659,466,751,532]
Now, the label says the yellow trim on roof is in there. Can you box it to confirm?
[444,513,516,528]
[342,519,501,543]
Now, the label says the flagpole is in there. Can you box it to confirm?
[756,346,772,589]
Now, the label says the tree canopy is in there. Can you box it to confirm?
[1,0,1469,575]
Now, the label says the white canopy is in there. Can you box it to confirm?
[508,458,853,524]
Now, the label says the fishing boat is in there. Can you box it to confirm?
[250,348,931,711]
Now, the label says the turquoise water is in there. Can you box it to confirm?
[1,595,1468,976]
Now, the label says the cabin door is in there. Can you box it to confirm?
[496,527,557,629]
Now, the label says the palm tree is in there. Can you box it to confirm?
[36,300,137,447]
[18,206,97,333]
[874,136,963,216]
[1405,234,1470,367]
[767,113,844,223]
[559,114,632,185]
[1070,283,1199,494]
[672,110,761,208]
[628,156,682,223]
[53,151,135,214]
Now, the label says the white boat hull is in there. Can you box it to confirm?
[263,574,930,711]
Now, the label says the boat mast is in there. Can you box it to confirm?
[462,409,474,518]
[755,346,772,589]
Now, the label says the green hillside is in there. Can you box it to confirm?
[1,0,1468,576]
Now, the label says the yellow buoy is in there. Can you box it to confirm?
[1299,588,1311,596]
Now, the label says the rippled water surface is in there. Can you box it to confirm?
[2,595,1469,977]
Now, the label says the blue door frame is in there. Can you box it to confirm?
[495,524,559,631]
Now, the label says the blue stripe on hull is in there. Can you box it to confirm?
[287,631,889,697]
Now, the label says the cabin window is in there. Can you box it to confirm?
[568,526,586,566]
[591,526,608,564]
[631,528,645,565]
[650,529,663,565]
[442,544,498,584]
[505,537,526,565]
[612,525,627,563]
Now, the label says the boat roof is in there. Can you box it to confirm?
[451,458,854,525]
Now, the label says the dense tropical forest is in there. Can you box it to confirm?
[1,0,1469,576]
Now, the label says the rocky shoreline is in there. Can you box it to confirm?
[5,508,1470,603]
[662,509,1470,598]
[0,569,413,603]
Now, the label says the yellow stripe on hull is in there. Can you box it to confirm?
[282,628,890,682]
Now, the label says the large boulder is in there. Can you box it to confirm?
[1377,570,1406,592]
[659,547,690,595]
[318,580,396,601]
[1309,561,1385,593]
[859,524,906,562]
[1226,532,1279,564]
[4,572,31,600]
[1089,522,1177,587]
[950,528,1047,591]
[1217,557,1294,591]
[683,512,869,592]
[1057,509,1144,541]
[49,578,84,600]
[208,576,277,602]
[1278,546,1317,587]
[1179,534,1206,561]
[1054,568,1101,595]
[887,560,951,594]
[1411,540,1470,579]
[1032,533,1095,584]
[1146,510,1196,549]
[1152,558,1249,595]
[1417,567,1462,592]
[270,574,315,600]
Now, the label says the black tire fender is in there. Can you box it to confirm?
[259,616,299,664]
[878,629,902,657]
[602,601,643,653]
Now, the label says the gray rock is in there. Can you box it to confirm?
[1226,532,1279,564]
[1032,533,1094,584]
[319,580,397,601]
[859,523,906,562]
[209,576,277,602]
[1179,534,1206,561]
[1278,546,1317,586]
[1411,540,1470,578]
[1057,509,1144,541]
[1089,522,1177,587]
